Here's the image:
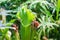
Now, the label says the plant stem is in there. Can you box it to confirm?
[38,30,42,40]
[30,27,35,40]
[56,9,59,20]
[20,25,31,40]
[15,31,20,40]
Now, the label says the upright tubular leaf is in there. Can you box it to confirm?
[16,7,36,27]
[56,0,60,20]
[16,6,36,40]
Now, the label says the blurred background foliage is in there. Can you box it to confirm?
[0,0,60,40]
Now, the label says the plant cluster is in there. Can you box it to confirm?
[0,0,60,40]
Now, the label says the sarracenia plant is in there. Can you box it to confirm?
[0,8,11,40]
[56,0,60,20]
[16,6,36,40]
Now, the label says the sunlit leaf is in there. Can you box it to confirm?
[17,6,36,27]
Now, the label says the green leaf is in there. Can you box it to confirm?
[16,6,36,40]
[0,0,9,3]
[0,0,6,2]
[56,0,60,20]
[16,7,36,27]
